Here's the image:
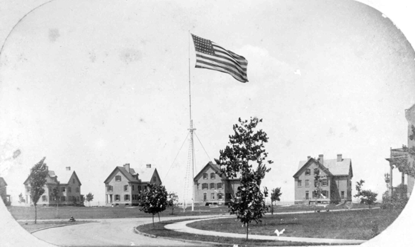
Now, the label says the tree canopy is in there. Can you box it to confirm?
[215,117,273,239]
[28,157,49,223]
[138,184,168,226]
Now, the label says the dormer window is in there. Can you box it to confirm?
[305,169,311,175]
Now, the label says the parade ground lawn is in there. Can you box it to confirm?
[188,208,402,240]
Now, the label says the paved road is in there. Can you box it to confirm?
[33,217,207,246]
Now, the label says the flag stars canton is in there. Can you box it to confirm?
[193,35,214,55]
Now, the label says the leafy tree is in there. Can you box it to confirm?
[28,157,49,224]
[313,170,326,199]
[86,193,94,207]
[167,192,178,215]
[50,182,60,216]
[270,187,282,215]
[138,184,168,227]
[354,180,377,208]
[18,193,26,204]
[215,117,273,240]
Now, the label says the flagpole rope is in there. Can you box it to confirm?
[162,132,189,181]
[194,132,212,162]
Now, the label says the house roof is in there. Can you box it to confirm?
[294,157,353,178]
[136,167,158,182]
[406,103,415,122]
[58,171,82,186]
[104,166,140,184]
[0,177,7,187]
[194,161,222,181]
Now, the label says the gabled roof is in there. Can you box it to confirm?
[0,177,7,187]
[194,161,222,181]
[293,157,353,178]
[406,103,415,122]
[104,166,140,184]
[59,171,82,186]
[136,167,161,183]
[23,170,57,185]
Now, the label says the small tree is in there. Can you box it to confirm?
[86,193,94,207]
[167,192,178,215]
[215,117,273,240]
[50,182,60,216]
[18,193,26,204]
[28,157,49,224]
[354,180,377,208]
[270,187,282,215]
[138,184,168,227]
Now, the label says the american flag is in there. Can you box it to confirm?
[191,34,248,83]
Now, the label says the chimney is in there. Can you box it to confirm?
[318,154,324,164]
[307,156,311,160]
[146,164,151,168]
[337,154,342,162]
[66,167,71,171]
[123,163,130,171]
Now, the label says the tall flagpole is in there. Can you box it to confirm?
[188,32,196,211]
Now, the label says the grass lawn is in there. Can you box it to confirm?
[136,220,330,246]
[7,205,230,220]
[18,220,95,233]
[188,208,403,240]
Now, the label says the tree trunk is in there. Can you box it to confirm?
[152,214,154,227]
[246,222,249,240]
[34,204,37,224]
[158,212,160,222]
[271,201,274,215]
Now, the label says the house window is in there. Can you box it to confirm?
[115,175,121,181]
[305,179,309,187]
[124,185,128,191]
[341,191,345,199]
[42,195,47,201]
[217,183,222,189]
[132,185,134,191]
[115,195,120,201]
[322,179,328,186]
[203,173,208,179]
[68,187,72,193]
[76,187,80,193]
[73,178,75,184]
[305,191,309,199]
[61,196,66,201]
[211,193,215,199]
[297,180,302,187]
[314,180,318,187]
[124,195,130,201]
[210,183,215,189]
[62,187,65,192]
[305,169,311,175]
[218,193,223,200]
[26,187,30,192]
[210,173,216,179]
[312,191,317,198]
[107,185,113,192]
[202,183,208,189]
[314,168,320,175]
[152,177,156,183]
[203,193,207,201]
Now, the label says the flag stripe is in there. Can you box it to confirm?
[195,53,248,82]
[195,52,247,79]
[191,34,248,82]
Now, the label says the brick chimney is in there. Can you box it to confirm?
[307,156,311,160]
[123,163,130,171]
[146,164,151,168]
[318,154,324,164]
[337,154,343,162]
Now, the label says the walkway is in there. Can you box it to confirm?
[164,208,374,245]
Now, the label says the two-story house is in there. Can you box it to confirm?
[0,177,11,206]
[293,154,353,204]
[194,161,240,206]
[23,168,83,206]
[104,163,161,206]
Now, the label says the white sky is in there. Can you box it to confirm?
[0,0,415,206]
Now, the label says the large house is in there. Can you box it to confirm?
[193,161,241,205]
[23,167,83,206]
[293,154,353,204]
[0,177,11,206]
[104,163,161,206]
